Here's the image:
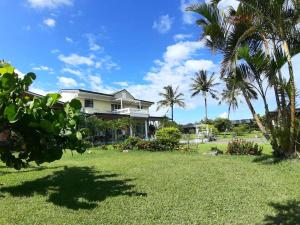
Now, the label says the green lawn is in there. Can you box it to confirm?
[0,146,299,225]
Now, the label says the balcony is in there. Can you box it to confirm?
[113,108,149,118]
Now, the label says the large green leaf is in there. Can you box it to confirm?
[4,104,18,123]
[1,73,16,89]
[46,93,61,107]
[0,63,14,75]
[76,131,83,140]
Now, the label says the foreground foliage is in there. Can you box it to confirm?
[0,149,299,225]
[0,63,86,169]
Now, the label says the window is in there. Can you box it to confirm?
[111,104,121,111]
[84,99,93,108]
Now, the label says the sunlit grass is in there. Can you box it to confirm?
[0,147,299,225]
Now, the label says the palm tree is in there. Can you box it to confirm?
[190,70,219,122]
[188,0,300,157]
[157,85,185,121]
[219,78,241,120]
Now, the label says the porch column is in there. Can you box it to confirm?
[130,125,133,137]
[145,120,149,140]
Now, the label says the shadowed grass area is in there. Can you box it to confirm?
[263,200,300,225]
[0,148,299,225]
[1,166,146,210]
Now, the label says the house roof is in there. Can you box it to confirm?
[60,88,154,104]
[23,91,64,108]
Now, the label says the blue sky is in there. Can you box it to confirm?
[0,0,299,124]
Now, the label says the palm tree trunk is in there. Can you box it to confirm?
[272,38,287,122]
[204,92,208,122]
[171,104,174,121]
[282,40,296,155]
[242,90,270,140]
[227,106,230,120]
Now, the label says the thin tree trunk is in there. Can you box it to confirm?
[283,40,296,155]
[227,107,230,120]
[204,92,208,122]
[171,104,174,121]
[242,90,270,140]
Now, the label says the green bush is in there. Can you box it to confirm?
[226,139,262,156]
[156,127,181,143]
[122,136,142,150]
[232,124,250,136]
[155,127,182,151]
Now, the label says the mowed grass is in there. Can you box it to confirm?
[0,145,299,225]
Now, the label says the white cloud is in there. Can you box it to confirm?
[184,59,215,73]
[218,0,239,11]
[94,56,120,71]
[58,53,94,66]
[153,14,173,34]
[51,49,60,54]
[27,0,73,9]
[43,18,56,27]
[173,33,193,41]
[218,112,228,119]
[61,68,83,78]
[113,81,129,87]
[180,0,199,25]
[57,76,77,87]
[85,34,103,52]
[65,37,73,43]
[126,40,217,117]
[32,65,53,72]
[163,41,204,65]
[88,75,114,93]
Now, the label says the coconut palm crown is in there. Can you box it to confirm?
[157,85,185,121]
[190,70,219,122]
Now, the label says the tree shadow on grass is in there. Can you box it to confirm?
[0,166,147,210]
[0,166,63,176]
[252,155,284,165]
[263,200,300,225]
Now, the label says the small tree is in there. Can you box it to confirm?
[213,118,232,133]
[0,63,87,170]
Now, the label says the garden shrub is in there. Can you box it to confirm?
[136,140,153,151]
[226,139,262,155]
[154,127,182,151]
[122,136,142,150]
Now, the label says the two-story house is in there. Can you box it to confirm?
[60,89,163,142]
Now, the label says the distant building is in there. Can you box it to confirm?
[231,119,253,125]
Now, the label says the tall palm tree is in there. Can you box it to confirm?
[190,70,219,122]
[157,85,185,121]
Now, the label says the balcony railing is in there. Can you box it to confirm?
[113,108,149,118]
[81,107,149,118]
